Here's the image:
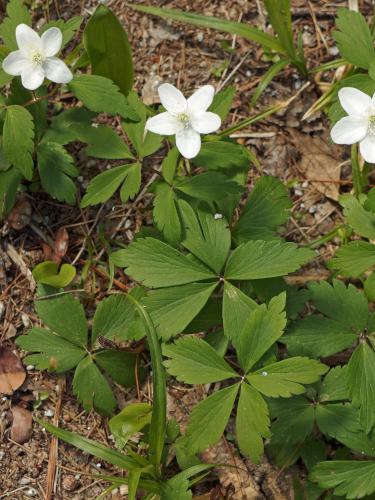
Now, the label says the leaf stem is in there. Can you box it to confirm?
[125,293,166,475]
[351,143,363,198]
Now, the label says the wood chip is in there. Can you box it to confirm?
[10,405,33,444]
[0,347,26,395]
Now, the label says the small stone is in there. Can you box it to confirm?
[26,365,35,371]
[25,488,38,497]
[19,478,32,485]
[119,485,128,495]
[21,314,30,328]
[44,409,54,418]
[294,189,303,196]
[0,451,5,460]
[62,475,80,492]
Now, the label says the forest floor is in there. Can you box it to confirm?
[0,0,370,498]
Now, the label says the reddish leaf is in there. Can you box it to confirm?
[0,347,26,395]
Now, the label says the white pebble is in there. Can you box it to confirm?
[44,409,54,417]
[19,478,31,485]
[25,488,38,497]
[21,314,30,328]
[26,365,35,371]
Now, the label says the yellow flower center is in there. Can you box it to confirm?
[32,52,44,65]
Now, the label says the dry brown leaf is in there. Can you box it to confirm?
[10,405,33,444]
[53,227,69,264]
[6,199,32,230]
[0,347,26,395]
[290,130,341,201]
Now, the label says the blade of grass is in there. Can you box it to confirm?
[127,4,284,53]
[251,58,289,107]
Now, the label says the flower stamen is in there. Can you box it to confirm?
[368,116,375,136]
[32,52,44,65]
[178,112,191,129]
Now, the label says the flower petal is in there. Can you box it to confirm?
[330,116,368,144]
[41,27,62,57]
[16,24,41,56]
[145,112,180,135]
[176,128,201,159]
[21,63,45,90]
[158,83,187,114]
[2,50,28,76]
[43,57,72,84]
[187,85,215,114]
[338,87,372,117]
[191,111,221,134]
[360,135,375,163]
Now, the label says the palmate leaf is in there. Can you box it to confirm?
[109,403,152,449]
[232,176,292,243]
[179,200,231,274]
[192,141,251,171]
[308,279,368,332]
[42,108,96,145]
[269,396,315,445]
[236,383,270,463]
[329,241,375,277]
[0,0,31,49]
[333,8,375,69]
[72,124,134,160]
[69,75,139,121]
[341,195,375,241]
[235,293,286,373]
[311,460,375,499]
[16,327,86,373]
[110,237,215,287]
[3,105,34,180]
[222,281,258,340]
[318,365,350,402]
[163,335,238,384]
[181,384,239,455]
[315,403,362,440]
[153,182,181,245]
[283,316,357,358]
[37,142,78,204]
[94,350,138,388]
[73,356,116,416]
[145,281,218,340]
[0,167,21,218]
[348,343,375,433]
[176,171,243,202]
[34,287,87,347]
[247,357,328,398]
[224,240,314,280]
[81,163,141,207]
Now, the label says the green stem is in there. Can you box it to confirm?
[218,102,282,137]
[351,143,362,198]
[126,294,166,474]
[306,224,347,249]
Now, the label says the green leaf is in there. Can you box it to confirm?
[284,316,357,358]
[145,281,218,340]
[179,200,231,274]
[247,357,328,397]
[38,418,141,471]
[42,108,96,145]
[311,460,375,499]
[153,182,181,245]
[329,241,375,277]
[73,124,134,160]
[0,0,31,49]
[269,396,315,445]
[308,279,368,332]
[161,147,179,184]
[40,16,83,47]
[263,0,296,61]
[225,240,314,280]
[163,335,238,383]
[3,105,34,180]
[128,4,283,53]
[32,261,76,288]
[251,59,289,106]
[184,297,222,334]
[333,8,375,69]
[341,195,375,240]
[81,163,140,207]
[182,384,239,455]
[94,350,138,387]
[209,86,235,120]
[84,4,133,96]
[347,343,375,433]
[232,176,291,243]
[222,281,258,340]
[109,403,152,449]
[236,383,270,463]
[192,141,251,170]
[0,167,21,218]
[16,327,86,373]
[35,289,87,347]
[73,356,116,416]
[122,91,163,158]
[110,237,215,287]
[315,403,362,439]
[37,142,77,204]
[92,289,146,344]
[319,366,350,402]
[176,171,242,202]
[161,476,192,500]
[235,293,286,373]
[364,272,375,301]
[69,75,139,121]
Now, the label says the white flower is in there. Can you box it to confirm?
[2,24,73,91]
[331,87,375,163]
[145,83,221,159]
